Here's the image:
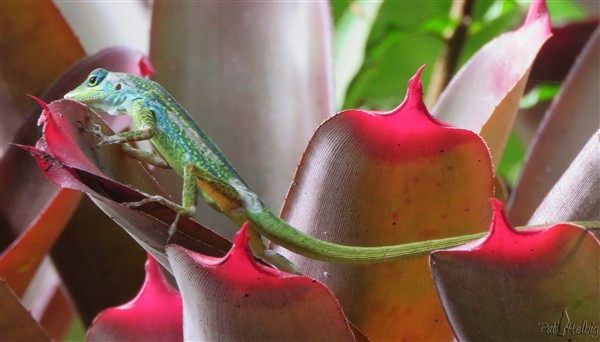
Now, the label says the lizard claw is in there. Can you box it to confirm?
[85,110,113,148]
[168,213,181,238]
[124,195,191,238]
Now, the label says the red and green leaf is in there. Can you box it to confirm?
[166,224,356,341]
[278,67,494,340]
[430,199,599,341]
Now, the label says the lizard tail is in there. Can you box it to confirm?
[245,208,452,264]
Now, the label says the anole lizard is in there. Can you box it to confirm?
[63,68,452,273]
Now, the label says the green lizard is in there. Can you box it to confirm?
[63,68,451,273]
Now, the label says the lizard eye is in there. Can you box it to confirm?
[87,76,99,86]
[86,68,108,87]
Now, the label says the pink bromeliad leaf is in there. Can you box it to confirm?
[24,99,231,270]
[430,199,599,341]
[86,255,182,341]
[432,0,552,168]
[277,67,494,340]
[166,223,357,341]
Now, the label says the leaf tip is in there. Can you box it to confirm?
[489,198,516,236]
[233,223,251,254]
[524,0,551,33]
[27,94,51,126]
[407,64,426,100]
[393,64,429,116]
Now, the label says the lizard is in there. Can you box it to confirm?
[63,68,450,273]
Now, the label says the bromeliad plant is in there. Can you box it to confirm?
[1,0,598,340]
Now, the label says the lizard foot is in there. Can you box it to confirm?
[85,110,121,149]
[263,250,302,275]
[126,195,195,238]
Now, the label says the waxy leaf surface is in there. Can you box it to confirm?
[432,0,552,167]
[86,255,182,341]
[166,224,356,341]
[278,68,494,340]
[150,2,333,235]
[431,200,599,341]
[529,131,600,225]
[509,29,599,225]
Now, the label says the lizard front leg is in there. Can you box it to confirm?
[121,144,171,169]
[87,103,156,148]
[85,108,187,233]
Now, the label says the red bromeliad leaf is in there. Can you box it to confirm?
[432,0,552,168]
[25,99,231,270]
[0,0,84,151]
[2,49,158,324]
[150,2,333,235]
[86,255,182,341]
[166,224,356,341]
[0,280,50,341]
[509,29,599,225]
[37,285,76,341]
[430,199,599,341]
[0,188,82,297]
[278,67,494,340]
[2,47,149,242]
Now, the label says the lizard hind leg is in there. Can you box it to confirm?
[126,162,200,237]
[185,163,244,218]
[246,224,301,275]
[182,164,300,274]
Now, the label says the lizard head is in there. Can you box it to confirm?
[64,68,132,115]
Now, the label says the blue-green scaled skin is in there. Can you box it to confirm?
[64,68,441,273]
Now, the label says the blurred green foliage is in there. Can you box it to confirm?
[333,0,589,190]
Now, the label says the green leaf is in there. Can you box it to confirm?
[519,83,561,109]
[330,0,352,25]
[334,1,383,109]
[497,132,526,187]
[343,1,450,110]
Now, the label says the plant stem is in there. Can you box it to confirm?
[426,0,473,106]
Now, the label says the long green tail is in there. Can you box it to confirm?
[246,208,600,264]
[248,208,465,263]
